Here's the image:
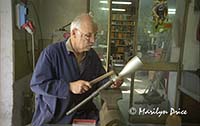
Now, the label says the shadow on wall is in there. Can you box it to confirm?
[13,74,34,126]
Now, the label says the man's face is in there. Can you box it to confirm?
[73,23,97,53]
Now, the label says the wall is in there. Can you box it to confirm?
[168,0,200,107]
[183,0,200,70]
[38,0,88,40]
[13,74,33,126]
[0,0,14,126]
[13,0,34,80]
[168,0,188,108]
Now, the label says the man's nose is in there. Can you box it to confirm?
[89,34,96,43]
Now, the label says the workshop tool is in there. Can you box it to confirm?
[66,56,143,115]
[89,70,115,86]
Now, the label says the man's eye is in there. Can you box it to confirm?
[85,34,90,37]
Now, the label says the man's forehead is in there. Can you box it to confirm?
[80,22,98,33]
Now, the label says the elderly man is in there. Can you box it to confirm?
[30,13,122,126]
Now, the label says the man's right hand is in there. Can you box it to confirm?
[69,80,91,94]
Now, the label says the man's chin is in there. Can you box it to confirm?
[83,48,91,52]
[87,46,93,50]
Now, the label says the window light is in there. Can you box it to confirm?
[100,7,126,11]
[100,1,132,5]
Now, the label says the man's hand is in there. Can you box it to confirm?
[111,78,124,88]
[69,80,91,94]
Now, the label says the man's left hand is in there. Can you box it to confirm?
[111,78,124,88]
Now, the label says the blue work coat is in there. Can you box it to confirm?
[30,40,108,126]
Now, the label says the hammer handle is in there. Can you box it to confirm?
[89,70,115,86]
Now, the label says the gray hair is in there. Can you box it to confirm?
[70,13,96,32]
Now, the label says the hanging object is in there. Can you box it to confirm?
[152,0,168,29]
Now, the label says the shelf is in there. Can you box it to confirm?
[110,0,137,62]
[111,31,134,33]
[111,24,135,27]
[111,38,133,40]
[112,45,126,47]
[112,19,134,22]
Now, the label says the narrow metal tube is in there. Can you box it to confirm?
[66,80,114,115]
[31,33,35,71]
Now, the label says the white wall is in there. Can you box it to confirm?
[168,0,200,108]
[183,0,200,70]
[0,0,14,126]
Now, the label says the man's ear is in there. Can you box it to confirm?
[71,28,78,38]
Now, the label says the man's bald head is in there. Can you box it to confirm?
[70,13,97,32]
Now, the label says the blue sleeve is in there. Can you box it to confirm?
[30,47,70,99]
[91,50,110,89]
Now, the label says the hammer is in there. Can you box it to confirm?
[89,70,115,86]
[66,56,143,115]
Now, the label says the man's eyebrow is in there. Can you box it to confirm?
[86,32,97,35]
